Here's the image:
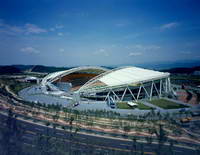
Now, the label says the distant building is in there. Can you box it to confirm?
[193,71,200,76]
[25,76,38,83]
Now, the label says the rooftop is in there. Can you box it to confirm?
[98,66,169,87]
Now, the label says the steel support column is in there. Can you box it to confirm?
[159,79,162,97]
[121,87,127,101]
[137,85,142,100]
[127,87,137,101]
[165,78,168,93]
[153,81,159,96]
[111,90,120,101]
[150,81,154,100]
[142,84,150,98]
[105,91,111,101]
[168,77,171,92]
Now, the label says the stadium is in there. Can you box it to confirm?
[41,66,171,104]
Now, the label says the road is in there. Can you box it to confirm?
[0,113,198,155]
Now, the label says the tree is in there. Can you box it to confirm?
[69,116,74,155]
[34,132,54,155]
[172,126,182,140]
[154,124,168,155]
[123,125,131,136]
[131,136,137,155]
[195,146,200,155]
[140,143,144,155]
[52,111,59,122]
[45,121,50,127]
[69,116,74,131]
[168,140,175,155]
[63,108,69,123]
[0,108,24,155]
[145,128,153,146]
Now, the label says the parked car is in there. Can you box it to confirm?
[73,102,79,107]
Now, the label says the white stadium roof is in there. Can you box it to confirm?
[41,66,170,93]
[79,66,170,92]
[98,66,169,87]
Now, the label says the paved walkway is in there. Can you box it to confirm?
[19,85,73,107]
[19,86,194,116]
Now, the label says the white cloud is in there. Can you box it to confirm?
[146,45,161,50]
[129,52,142,56]
[111,44,117,48]
[50,28,55,31]
[8,25,24,34]
[55,24,64,29]
[126,44,160,51]
[0,20,47,35]
[180,51,191,54]
[20,47,40,54]
[59,48,65,52]
[93,49,109,57]
[0,22,23,35]
[160,22,179,30]
[115,20,131,28]
[49,24,64,32]
[58,32,63,36]
[25,24,47,34]
[77,12,89,17]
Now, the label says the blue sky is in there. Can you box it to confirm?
[0,0,200,66]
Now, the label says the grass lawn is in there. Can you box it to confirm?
[116,102,133,109]
[149,99,189,109]
[10,82,33,94]
[116,102,153,110]
[0,77,34,94]
[137,102,154,110]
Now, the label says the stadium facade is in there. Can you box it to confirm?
[41,66,171,102]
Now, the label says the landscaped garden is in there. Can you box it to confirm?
[149,98,189,109]
[9,82,33,94]
[137,102,154,110]
[116,101,153,110]
[116,101,134,109]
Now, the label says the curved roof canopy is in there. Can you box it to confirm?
[41,66,109,86]
[79,66,170,92]
[41,66,170,93]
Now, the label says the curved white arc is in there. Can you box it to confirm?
[78,66,170,92]
[41,66,108,86]
[78,66,132,92]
